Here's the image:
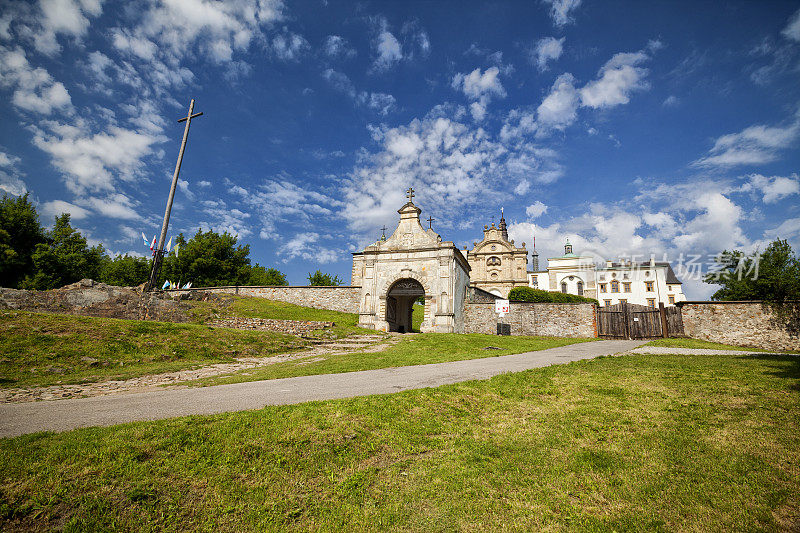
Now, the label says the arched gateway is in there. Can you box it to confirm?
[351,189,471,333]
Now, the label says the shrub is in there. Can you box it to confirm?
[508,286,598,305]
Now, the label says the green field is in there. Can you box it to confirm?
[645,337,794,352]
[1,350,797,531]
[0,311,306,389]
[192,333,595,387]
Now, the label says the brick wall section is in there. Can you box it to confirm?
[679,301,799,351]
[462,302,597,338]
[171,286,362,314]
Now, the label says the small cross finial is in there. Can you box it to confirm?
[380,225,388,238]
[406,187,415,203]
[427,216,435,229]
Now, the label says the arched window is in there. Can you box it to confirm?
[561,282,567,293]
[611,280,619,293]
[487,256,501,266]
[577,281,584,296]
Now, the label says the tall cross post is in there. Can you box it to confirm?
[380,225,388,239]
[146,98,203,291]
[406,187,414,203]
[427,216,435,229]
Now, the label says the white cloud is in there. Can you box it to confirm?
[515,180,531,195]
[111,28,157,61]
[323,35,356,58]
[542,0,582,27]
[41,199,90,221]
[782,8,800,42]
[342,105,561,237]
[742,173,800,203]
[85,193,141,220]
[451,67,506,121]
[532,36,564,71]
[31,120,166,193]
[526,201,548,218]
[279,232,339,264]
[374,27,402,69]
[198,180,212,188]
[0,151,27,196]
[0,46,72,115]
[579,51,650,108]
[452,67,506,100]
[30,0,103,56]
[322,69,396,115]
[198,199,252,238]
[537,73,579,130]
[663,95,679,107]
[693,116,800,168]
[271,31,309,61]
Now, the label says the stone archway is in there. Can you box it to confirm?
[386,278,425,333]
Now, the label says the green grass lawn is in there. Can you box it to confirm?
[187,295,374,338]
[645,337,793,352]
[1,351,797,531]
[192,333,595,387]
[0,311,305,389]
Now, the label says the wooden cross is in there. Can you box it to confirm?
[406,187,414,203]
[427,216,435,229]
[380,225,387,238]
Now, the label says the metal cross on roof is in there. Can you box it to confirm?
[427,216,435,229]
[406,187,414,203]
[380,225,387,238]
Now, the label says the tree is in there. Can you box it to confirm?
[0,193,46,288]
[160,229,251,287]
[705,239,800,303]
[22,213,106,290]
[307,270,343,286]
[99,254,151,287]
[248,264,288,286]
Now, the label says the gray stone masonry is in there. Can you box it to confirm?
[679,301,799,351]
[170,286,361,314]
[462,301,597,337]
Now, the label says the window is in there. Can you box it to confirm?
[531,276,538,286]
[487,256,501,266]
[668,285,673,291]
[561,282,567,293]
[645,281,654,292]
[623,282,631,293]
[577,281,584,296]
[647,298,656,307]
[604,299,612,307]
[619,299,627,304]
[668,295,675,305]
[600,283,607,292]
[611,280,619,293]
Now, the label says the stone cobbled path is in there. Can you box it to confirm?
[0,334,401,404]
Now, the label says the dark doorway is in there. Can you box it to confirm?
[386,279,424,333]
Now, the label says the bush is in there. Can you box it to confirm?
[508,286,598,305]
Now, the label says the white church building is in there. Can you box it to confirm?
[527,240,686,307]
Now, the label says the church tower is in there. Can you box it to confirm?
[465,208,529,298]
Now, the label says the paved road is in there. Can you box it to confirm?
[0,340,646,438]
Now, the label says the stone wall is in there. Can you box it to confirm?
[462,302,597,338]
[679,301,799,351]
[170,286,362,314]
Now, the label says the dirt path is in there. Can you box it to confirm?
[0,334,401,403]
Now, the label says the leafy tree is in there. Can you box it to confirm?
[307,270,343,286]
[0,193,46,288]
[99,254,151,287]
[160,230,251,287]
[508,286,599,305]
[22,214,106,290]
[705,239,800,303]
[248,264,288,286]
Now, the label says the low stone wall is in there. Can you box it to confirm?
[463,302,597,338]
[679,301,799,351]
[170,286,362,314]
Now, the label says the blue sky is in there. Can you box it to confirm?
[1,0,799,297]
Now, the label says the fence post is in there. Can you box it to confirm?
[659,301,668,338]
[622,302,630,340]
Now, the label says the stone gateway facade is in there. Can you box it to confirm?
[352,193,470,333]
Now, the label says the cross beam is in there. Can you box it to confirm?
[427,216,435,229]
[406,187,414,203]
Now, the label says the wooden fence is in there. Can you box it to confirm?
[597,302,684,339]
